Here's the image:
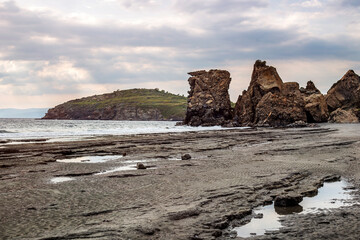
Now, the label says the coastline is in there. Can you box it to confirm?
[0,124,359,239]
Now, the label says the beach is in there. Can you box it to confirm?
[0,124,359,239]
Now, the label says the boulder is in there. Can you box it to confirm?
[274,194,303,207]
[181,154,192,160]
[184,70,233,126]
[329,108,359,123]
[137,163,147,170]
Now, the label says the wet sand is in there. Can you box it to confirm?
[0,124,359,239]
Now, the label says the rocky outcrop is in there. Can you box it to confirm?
[43,89,187,121]
[302,81,329,123]
[325,70,360,123]
[184,70,233,126]
[234,61,308,126]
[184,60,357,127]
[234,60,283,125]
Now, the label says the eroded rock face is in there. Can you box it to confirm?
[304,93,329,123]
[325,70,360,122]
[301,81,329,123]
[235,61,307,126]
[184,70,233,126]
[326,70,360,112]
[234,60,283,125]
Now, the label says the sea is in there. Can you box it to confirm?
[0,118,237,144]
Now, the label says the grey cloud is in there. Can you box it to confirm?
[174,0,267,13]
[1,0,359,98]
[120,0,154,8]
[341,0,360,7]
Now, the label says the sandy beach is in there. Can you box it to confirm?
[0,124,359,240]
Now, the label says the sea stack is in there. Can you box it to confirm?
[234,60,307,126]
[184,70,233,126]
[326,70,360,123]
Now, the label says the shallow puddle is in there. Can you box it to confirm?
[50,177,74,183]
[95,160,157,175]
[57,155,123,163]
[235,180,355,238]
[95,165,137,175]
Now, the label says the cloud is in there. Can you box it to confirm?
[175,0,267,13]
[0,0,359,108]
[341,0,360,7]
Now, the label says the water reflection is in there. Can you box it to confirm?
[57,155,123,163]
[235,180,355,238]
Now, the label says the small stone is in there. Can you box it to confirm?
[254,213,263,219]
[181,154,192,160]
[137,163,147,169]
[122,152,127,157]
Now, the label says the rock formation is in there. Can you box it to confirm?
[234,60,284,125]
[325,70,360,123]
[184,70,233,126]
[234,60,310,126]
[302,81,329,123]
[183,61,358,127]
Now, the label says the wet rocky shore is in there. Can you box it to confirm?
[0,124,359,239]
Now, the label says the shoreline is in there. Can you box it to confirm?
[0,124,359,239]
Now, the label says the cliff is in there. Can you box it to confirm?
[43,89,187,121]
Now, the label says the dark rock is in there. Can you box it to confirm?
[286,120,307,128]
[300,80,321,96]
[184,69,233,126]
[254,213,263,219]
[136,163,147,170]
[274,194,303,207]
[181,154,192,160]
[326,70,360,113]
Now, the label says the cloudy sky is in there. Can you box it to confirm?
[0,0,359,108]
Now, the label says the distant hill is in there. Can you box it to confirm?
[43,89,187,121]
[0,108,48,118]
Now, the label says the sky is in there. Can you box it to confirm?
[0,0,359,108]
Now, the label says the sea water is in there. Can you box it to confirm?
[0,118,238,143]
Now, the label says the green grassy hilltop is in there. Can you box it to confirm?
[43,88,188,121]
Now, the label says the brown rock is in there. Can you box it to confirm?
[255,91,307,127]
[326,70,360,112]
[329,109,359,123]
[235,60,307,126]
[184,70,233,126]
[234,60,283,125]
[304,94,329,122]
[300,80,321,96]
